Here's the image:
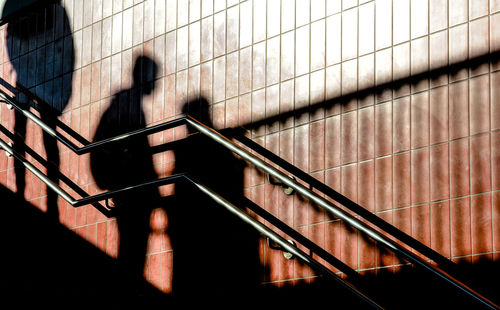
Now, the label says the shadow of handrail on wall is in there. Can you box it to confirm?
[227,128,457,271]
[0,123,111,216]
[3,50,498,154]
[244,50,500,131]
[0,78,91,147]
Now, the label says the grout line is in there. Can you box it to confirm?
[466,0,471,258]
[291,0,296,239]
[250,0,254,135]
[407,0,416,248]
[262,0,269,279]
[356,0,361,271]
[488,0,495,258]
[277,0,283,282]
[425,0,431,257]
[443,0,451,256]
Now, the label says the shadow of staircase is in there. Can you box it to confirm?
[0,181,498,309]
[0,184,164,297]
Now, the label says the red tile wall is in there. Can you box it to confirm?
[0,0,498,293]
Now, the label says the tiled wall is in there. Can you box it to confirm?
[0,0,498,294]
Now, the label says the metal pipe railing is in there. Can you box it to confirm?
[184,116,499,310]
[0,136,182,208]
[0,136,383,309]
[0,90,497,309]
[0,87,458,271]
[229,130,458,272]
[0,89,186,155]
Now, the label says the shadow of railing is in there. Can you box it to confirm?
[227,127,458,271]
[0,78,91,147]
[0,123,111,216]
[244,50,500,131]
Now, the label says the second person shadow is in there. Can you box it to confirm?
[91,54,262,296]
[167,98,262,298]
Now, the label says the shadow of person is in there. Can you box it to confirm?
[167,98,262,298]
[2,0,75,221]
[90,55,161,294]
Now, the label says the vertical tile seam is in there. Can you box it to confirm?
[390,0,395,246]
[338,0,344,270]
[387,0,396,266]
[466,0,473,260]
[291,0,296,235]
[448,1,460,259]
[277,0,284,282]
[356,0,361,272]
[264,0,268,133]
[369,0,375,225]
[372,0,377,212]
[60,0,73,230]
[272,0,282,279]
[425,3,431,252]
[488,0,495,257]
[235,1,240,129]
[322,0,328,256]
[262,0,268,281]
[306,0,313,266]
[223,0,228,128]
[407,0,414,216]
[290,0,299,279]
[173,0,179,131]
[372,0,381,268]
[250,0,255,132]
[210,0,215,118]
[445,0,451,257]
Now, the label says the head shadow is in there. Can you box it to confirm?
[133,55,158,95]
[182,97,212,129]
[3,0,75,116]
[163,97,262,297]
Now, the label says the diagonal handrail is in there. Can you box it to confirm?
[0,136,383,309]
[0,123,112,216]
[0,89,497,309]
[184,116,499,310]
[0,133,182,208]
[0,88,185,155]
[228,130,457,271]
[0,87,460,272]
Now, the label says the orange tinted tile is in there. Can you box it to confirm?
[451,197,471,257]
[431,201,451,257]
[430,143,450,202]
[471,193,492,254]
[470,134,491,194]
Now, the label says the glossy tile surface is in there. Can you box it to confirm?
[0,0,498,293]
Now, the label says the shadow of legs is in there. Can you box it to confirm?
[43,115,60,221]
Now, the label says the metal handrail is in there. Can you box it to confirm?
[229,130,458,272]
[184,117,499,310]
[0,87,461,272]
[0,90,498,309]
[0,89,185,155]
[0,137,383,309]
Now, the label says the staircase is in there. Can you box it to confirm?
[0,86,498,309]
